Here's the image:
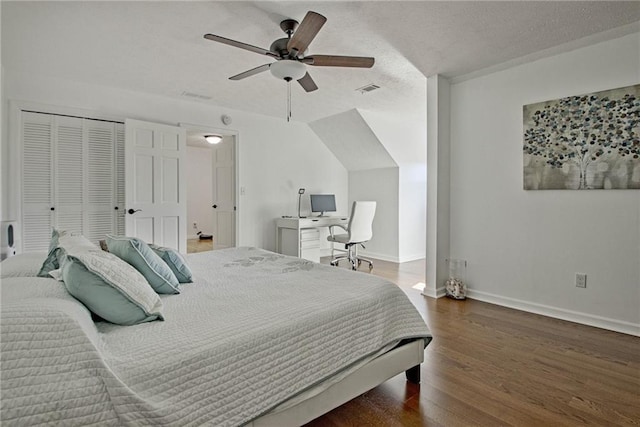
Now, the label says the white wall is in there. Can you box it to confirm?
[0,4,3,221]
[348,167,399,261]
[424,75,451,298]
[186,146,213,239]
[0,64,4,225]
[449,33,640,334]
[398,165,427,261]
[360,109,428,262]
[1,70,348,252]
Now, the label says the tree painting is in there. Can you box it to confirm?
[523,84,640,190]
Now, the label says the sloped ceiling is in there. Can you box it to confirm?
[2,2,639,124]
[309,109,397,171]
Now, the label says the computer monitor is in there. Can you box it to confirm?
[310,194,336,216]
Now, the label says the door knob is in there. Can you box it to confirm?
[127,209,142,215]
[212,204,218,209]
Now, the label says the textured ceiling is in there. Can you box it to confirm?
[2,1,639,123]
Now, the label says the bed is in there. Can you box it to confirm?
[1,246,432,426]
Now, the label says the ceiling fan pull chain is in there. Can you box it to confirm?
[287,79,292,122]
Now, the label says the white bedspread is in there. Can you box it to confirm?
[1,247,431,426]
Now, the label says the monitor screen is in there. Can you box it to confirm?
[310,194,337,215]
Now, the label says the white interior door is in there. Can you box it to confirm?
[211,137,236,249]
[125,119,187,253]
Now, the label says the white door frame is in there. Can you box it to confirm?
[179,123,240,247]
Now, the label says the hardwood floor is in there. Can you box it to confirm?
[187,238,213,253]
[307,257,640,426]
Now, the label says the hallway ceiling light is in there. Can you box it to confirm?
[205,135,222,144]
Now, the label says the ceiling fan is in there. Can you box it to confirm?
[203,11,375,93]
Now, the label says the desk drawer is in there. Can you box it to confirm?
[300,229,320,242]
[301,239,320,249]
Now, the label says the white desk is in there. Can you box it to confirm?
[276,216,348,262]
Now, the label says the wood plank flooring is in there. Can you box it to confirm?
[187,238,213,253]
[305,257,640,426]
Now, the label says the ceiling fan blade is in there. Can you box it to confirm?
[287,11,327,55]
[204,34,279,58]
[297,72,318,92]
[305,55,375,68]
[229,63,272,81]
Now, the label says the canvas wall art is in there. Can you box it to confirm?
[523,84,639,190]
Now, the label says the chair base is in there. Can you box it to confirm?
[329,244,373,272]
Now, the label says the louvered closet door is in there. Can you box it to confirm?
[115,124,126,235]
[21,111,125,251]
[55,116,84,235]
[22,112,54,252]
[84,120,117,243]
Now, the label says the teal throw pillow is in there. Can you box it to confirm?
[61,251,164,325]
[149,244,193,283]
[106,235,180,294]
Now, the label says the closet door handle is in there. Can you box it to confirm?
[127,209,142,215]
[212,204,218,209]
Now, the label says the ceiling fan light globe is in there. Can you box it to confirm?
[270,60,306,81]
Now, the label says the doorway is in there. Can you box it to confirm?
[184,125,238,253]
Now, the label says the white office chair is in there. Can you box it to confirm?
[327,201,376,271]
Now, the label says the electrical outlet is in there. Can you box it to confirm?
[575,273,587,288]
[193,222,197,229]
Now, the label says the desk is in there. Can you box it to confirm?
[276,216,348,262]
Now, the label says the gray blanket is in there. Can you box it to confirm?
[1,247,431,426]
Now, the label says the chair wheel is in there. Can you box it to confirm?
[368,264,373,272]
[357,260,362,267]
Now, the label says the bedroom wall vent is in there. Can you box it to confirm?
[181,91,213,100]
[356,84,380,94]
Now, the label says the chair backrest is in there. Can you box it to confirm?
[347,201,376,243]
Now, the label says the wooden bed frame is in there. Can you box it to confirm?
[249,338,425,426]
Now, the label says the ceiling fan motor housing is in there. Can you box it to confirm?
[270,38,290,57]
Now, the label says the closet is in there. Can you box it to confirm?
[21,111,125,252]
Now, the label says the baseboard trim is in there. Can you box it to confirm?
[397,253,426,263]
[359,251,400,263]
[466,289,640,337]
[323,249,400,263]
[422,286,446,299]
[321,249,424,264]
